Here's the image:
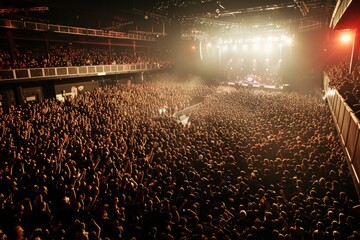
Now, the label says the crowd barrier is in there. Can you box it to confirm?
[0,63,159,81]
[324,75,360,188]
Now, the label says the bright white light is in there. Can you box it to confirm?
[340,32,352,43]
[232,45,237,50]
[286,37,293,45]
[264,42,273,51]
[265,58,269,62]
[253,43,260,50]
[207,42,212,47]
[253,37,261,42]
[223,45,228,50]
[331,89,336,96]
[159,108,166,114]
[266,68,269,71]
[242,44,248,50]
[279,59,282,62]
[253,59,257,62]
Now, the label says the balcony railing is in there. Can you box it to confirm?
[0,63,159,81]
[0,18,156,41]
[324,75,360,193]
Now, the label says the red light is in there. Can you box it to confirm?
[340,32,352,43]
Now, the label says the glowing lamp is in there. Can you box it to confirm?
[340,33,352,43]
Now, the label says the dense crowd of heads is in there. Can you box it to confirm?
[0,77,359,240]
[325,62,360,117]
[0,44,172,70]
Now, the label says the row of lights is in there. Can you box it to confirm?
[215,42,287,51]
[232,58,283,63]
[192,43,286,55]
[230,67,280,71]
[217,35,293,45]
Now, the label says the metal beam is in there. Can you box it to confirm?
[0,7,49,14]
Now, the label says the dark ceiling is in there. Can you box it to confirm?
[0,0,334,20]
[0,0,335,34]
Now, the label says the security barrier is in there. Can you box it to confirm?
[324,75,360,191]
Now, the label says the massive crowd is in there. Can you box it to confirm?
[325,62,360,116]
[0,44,172,70]
[0,77,359,240]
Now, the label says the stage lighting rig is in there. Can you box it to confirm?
[0,6,49,14]
[294,0,309,16]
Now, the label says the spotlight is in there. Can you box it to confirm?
[264,42,273,51]
[267,36,274,41]
[253,37,261,42]
[253,43,260,50]
[340,32,352,43]
[285,37,293,45]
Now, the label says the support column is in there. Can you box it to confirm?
[14,86,25,106]
[45,35,50,65]
[133,40,136,59]
[349,29,360,73]
[108,38,112,60]
[6,30,16,62]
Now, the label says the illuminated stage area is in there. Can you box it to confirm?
[196,34,292,87]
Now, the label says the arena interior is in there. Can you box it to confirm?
[1,0,360,239]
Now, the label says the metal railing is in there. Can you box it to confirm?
[0,18,156,41]
[0,63,159,81]
[324,75,360,191]
[329,0,353,28]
